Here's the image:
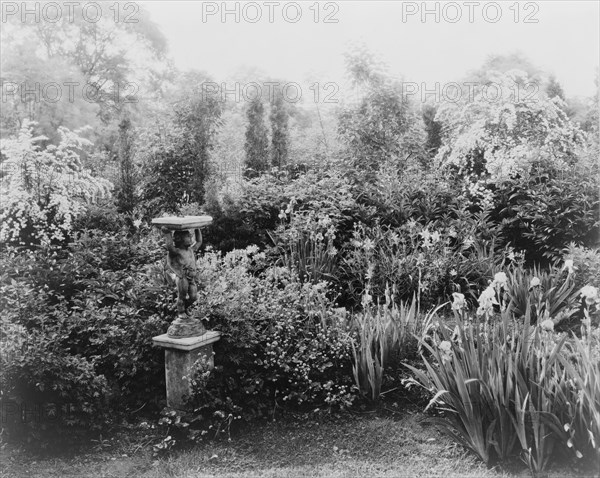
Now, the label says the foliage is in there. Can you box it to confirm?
[351,288,426,401]
[115,116,140,214]
[244,98,269,178]
[141,78,224,215]
[435,70,587,183]
[204,169,362,253]
[492,160,600,263]
[563,243,600,291]
[0,227,175,446]
[184,247,355,435]
[269,203,338,284]
[338,47,425,175]
[342,215,508,309]
[503,263,580,328]
[0,121,112,246]
[270,89,290,168]
[407,294,600,474]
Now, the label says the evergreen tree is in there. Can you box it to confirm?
[244,98,269,178]
[270,91,289,169]
[115,116,138,214]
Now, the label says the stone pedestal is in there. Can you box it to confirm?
[152,331,220,410]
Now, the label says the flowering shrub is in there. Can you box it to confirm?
[0,121,112,246]
[435,71,586,183]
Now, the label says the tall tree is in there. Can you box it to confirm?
[115,115,137,214]
[270,90,289,169]
[141,73,223,214]
[244,98,269,178]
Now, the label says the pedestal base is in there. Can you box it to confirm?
[167,317,206,338]
[152,331,221,410]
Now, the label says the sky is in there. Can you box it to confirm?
[143,1,600,97]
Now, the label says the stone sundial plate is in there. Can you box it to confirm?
[152,215,213,230]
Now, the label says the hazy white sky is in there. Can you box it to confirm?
[142,1,599,97]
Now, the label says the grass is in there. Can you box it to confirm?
[1,407,596,478]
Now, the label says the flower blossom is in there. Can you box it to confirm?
[580,285,599,306]
[493,272,508,288]
[476,285,498,316]
[562,259,575,275]
[540,319,554,331]
[529,277,541,289]
[451,292,466,311]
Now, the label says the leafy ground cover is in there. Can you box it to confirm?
[2,407,597,478]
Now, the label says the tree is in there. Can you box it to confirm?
[141,73,223,214]
[337,46,425,174]
[270,89,289,169]
[244,98,269,178]
[115,116,138,214]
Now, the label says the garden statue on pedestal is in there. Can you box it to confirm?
[151,215,220,409]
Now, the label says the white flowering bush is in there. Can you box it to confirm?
[0,121,111,246]
[435,70,587,184]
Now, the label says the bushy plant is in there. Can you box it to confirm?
[492,163,599,264]
[563,243,600,291]
[0,121,112,247]
[184,247,355,435]
[504,263,579,328]
[0,226,176,446]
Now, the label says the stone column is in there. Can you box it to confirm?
[152,331,220,409]
[151,215,220,410]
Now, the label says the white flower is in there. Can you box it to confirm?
[451,292,466,311]
[562,259,575,275]
[540,319,554,331]
[580,285,599,306]
[529,277,541,289]
[493,272,508,287]
[133,218,143,228]
[477,285,498,316]
[438,341,452,352]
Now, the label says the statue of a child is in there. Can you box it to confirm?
[162,227,202,317]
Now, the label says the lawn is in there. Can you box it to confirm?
[2,407,596,478]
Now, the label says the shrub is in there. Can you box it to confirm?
[184,247,355,434]
[0,121,111,247]
[563,243,600,291]
[493,164,599,264]
[504,263,579,328]
[0,227,175,446]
